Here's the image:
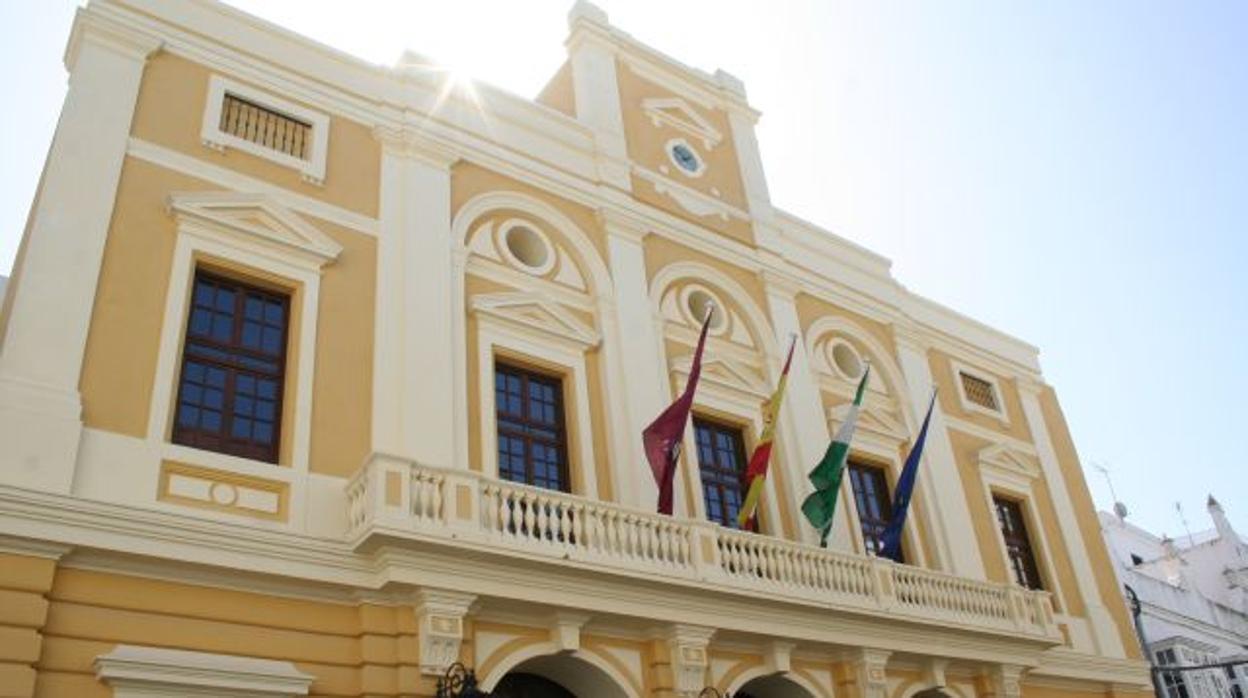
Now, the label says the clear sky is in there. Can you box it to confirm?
[1,1,1243,537]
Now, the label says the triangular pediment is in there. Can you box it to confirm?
[470,292,600,348]
[168,191,342,267]
[978,442,1040,479]
[671,355,768,398]
[640,97,723,149]
[830,402,908,443]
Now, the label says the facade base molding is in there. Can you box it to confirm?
[0,483,1135,687]
[95,645,314,697]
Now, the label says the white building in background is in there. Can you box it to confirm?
[1101,497,1248,697]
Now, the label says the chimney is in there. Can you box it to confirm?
[1208,495,1238,542]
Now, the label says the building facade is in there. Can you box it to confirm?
[1101,498,1248,697]
[0,1,1152,696]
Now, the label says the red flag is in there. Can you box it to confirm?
[643,309,713,515]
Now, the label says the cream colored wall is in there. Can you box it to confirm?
[131,53,380,218]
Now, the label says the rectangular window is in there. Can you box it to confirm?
[173,271,289,463]
[219,92,312,161]
[494,363,570,492]
[1227,667,1243,698]
[848,462,903,562]
[694,418,750,529]
[994,496,1044,590]
[960,371,1001,411]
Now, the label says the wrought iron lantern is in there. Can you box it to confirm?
[436,662,490,698]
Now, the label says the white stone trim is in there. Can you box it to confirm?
[143,195,329,524]
[475,314,600,499]
[201,74,330,185]
[1017,384,1126,658]
[950,359,1010,425]
[126,137,379,236]
[95,645,313,696]
[496,218,558,276]
[642,97,723,150]
[976,457,1072,626]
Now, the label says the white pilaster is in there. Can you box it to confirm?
[566,2,631,191]
[760,271,836,547]
[1017,380,1124,658]
[372,129,459,469]
[0,11,159,493]
[893,329,987,579]
[721,74,781,252]
[602,212,668,508]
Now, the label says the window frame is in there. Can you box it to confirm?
[951,359,1010,425]
[171,269,291,463]
[992,494,1045,591]
[147,193,339,525]
[475,322,598,499]
[847,460,903,562]
[201,75,330,185]
[692,414,752,530]
[493,361,571,492]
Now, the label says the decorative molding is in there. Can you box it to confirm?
[158,460,288,522]
[167,191,343,269]
[641,98,723,150]
[978,443,1041,482]
[127,138,379,236]
[65,7,163,72]
[549,610,593,652]
[415,588,476,675]
[637,167,740,221]
[201,74,330,185]
[665,625,715,696]
[950,359,1010,425]
[976,664,1025,698]
[373,125,461,170]
[95,645,313,696]
[470,292,601,349]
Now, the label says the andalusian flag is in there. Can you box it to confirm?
[801,365,870,546]
[736,336,797,529]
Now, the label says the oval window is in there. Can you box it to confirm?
[831,341,864,380]
[504,225,550,270]
[686,288,725,330]
[668,141,703,175]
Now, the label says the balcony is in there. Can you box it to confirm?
[346,456,1062,643]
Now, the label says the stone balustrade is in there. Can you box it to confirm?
[346,455,1061,642]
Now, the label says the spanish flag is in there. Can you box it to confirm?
[736,335,797,529]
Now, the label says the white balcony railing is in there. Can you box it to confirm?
[347,456,1061,642]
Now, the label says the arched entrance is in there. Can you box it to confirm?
[486,652,634,698]
[735,673,818,698]
[912,690,955,698]
[495,672,576,698]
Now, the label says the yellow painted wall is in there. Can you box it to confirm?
[31,566,426,698]
[451,162,606,263]
[77,156,375,475]
[130,53,380,218]
[616,61,754,245]
[78,157,193,437]
[928,349,1032,442]
[1039,385,1143,661]
[535,61,576,118]
[947,429,1087,619]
